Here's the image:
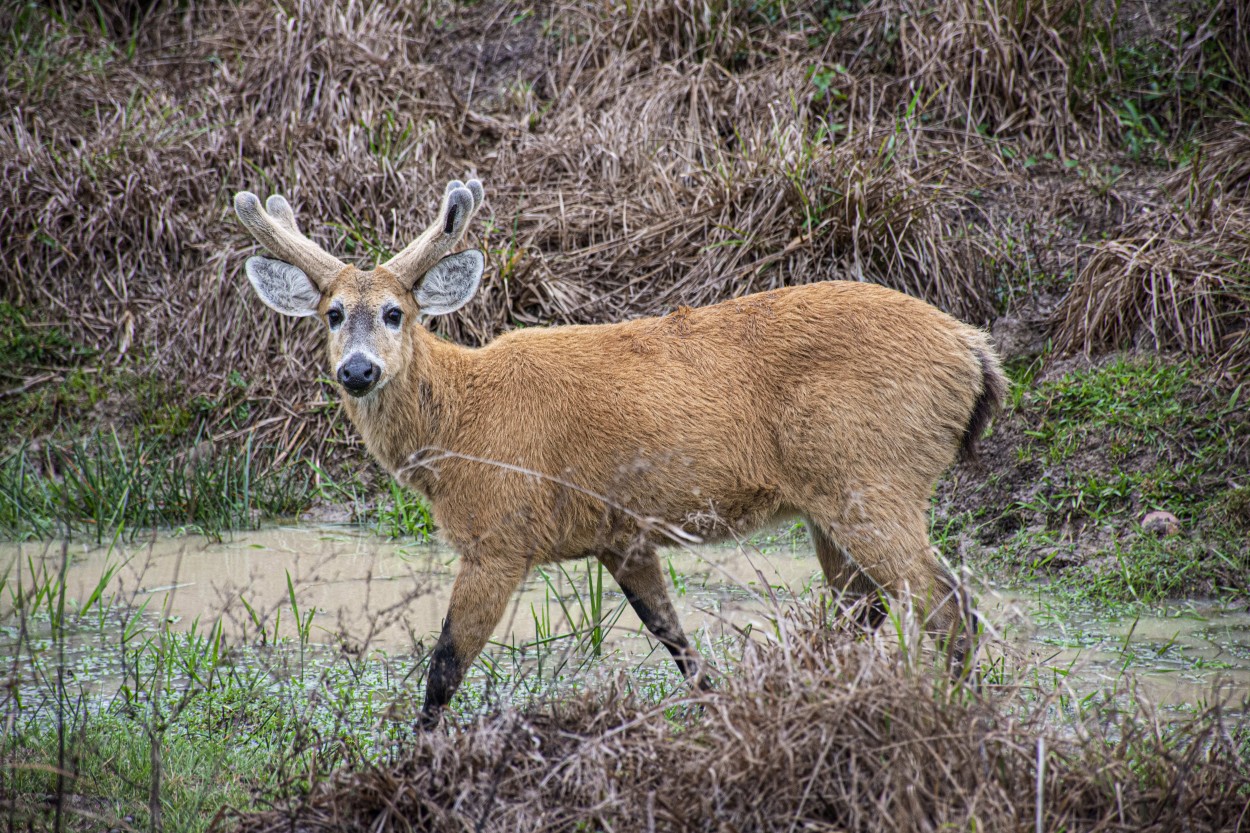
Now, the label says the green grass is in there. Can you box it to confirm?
[0,307,433,543]
[0,546,688,832]
[8,712,268,831]
[0,302,96,441]
[0,344,260,455]
[0,432,300,543]
[0,432,436,543]
[1215,485,1250,529]
[1066,0,1250,156]
[5,549,1244,831]
[1017,356,1240,523]
[4,519,1248,831]
[0,301,89,367]
[3,634,417,832]
[373,480,435,540]
[984,525,1248,612]
[945,355,1250,612]
[2,1,119,97]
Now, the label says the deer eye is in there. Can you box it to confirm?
[326,308,344,328]
[383,307,402,328]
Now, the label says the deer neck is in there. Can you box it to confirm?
[341,329,468,496]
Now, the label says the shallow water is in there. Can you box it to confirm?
[0,526,819,651]
[989,588,1250,707]
[2,526,1248,708]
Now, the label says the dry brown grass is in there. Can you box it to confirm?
[3,0,1249,467]
[827,0,1125,153]
[0,0,1008,460]
[228,609,1250,833]
[1055,129,1250,374]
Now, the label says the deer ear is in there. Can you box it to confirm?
[245,256,321,317]
[414,250,484,316]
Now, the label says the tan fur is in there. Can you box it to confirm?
[346,281,998,675]
[236,182,1006,723]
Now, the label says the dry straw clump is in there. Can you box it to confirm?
[830,0,1117,153]
[486,10,999,331]
[1055,129,1250,374]
[230,613,1250,833]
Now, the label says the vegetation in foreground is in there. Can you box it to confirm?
[1,535,685,831]
[4,0,1249,457]
[2,0,1247,599]
[228,625,1250,833]
[3,566,1248,832]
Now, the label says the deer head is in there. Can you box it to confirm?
[234,180,486,397]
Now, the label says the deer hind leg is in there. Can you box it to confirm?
[421,555,528,728]
[806,517,888,629]
[598,545,710,689]
[810,500,977,670]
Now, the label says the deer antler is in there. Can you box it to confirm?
[382,179,485,288]
[233,192,346,289]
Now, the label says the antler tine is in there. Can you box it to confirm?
[234,192,346,289]
[382,179,485,288]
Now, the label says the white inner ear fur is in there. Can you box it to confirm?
[415,250,485,316]
[245,256,321,317]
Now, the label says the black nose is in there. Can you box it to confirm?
[338,354,379,396]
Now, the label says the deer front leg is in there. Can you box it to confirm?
[420,555,527,728]
[599,546,710,689]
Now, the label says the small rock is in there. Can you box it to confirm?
[1141,510,1181,536]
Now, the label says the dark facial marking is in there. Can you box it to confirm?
[346,303,373,342]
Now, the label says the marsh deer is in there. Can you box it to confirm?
[234,178,1006,726]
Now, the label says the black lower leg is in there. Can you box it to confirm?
[947,608,981,679]
[420,620,463,729]
[859,595,890,630]
[811,523,888,631]
[928,572,980,679]
[620,586,708,688]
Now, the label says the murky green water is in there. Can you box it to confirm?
[3,526,1248,708]
[0,526,820,649]
[990,588,1250,707]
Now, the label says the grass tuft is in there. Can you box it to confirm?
[227,606,1250,833]
[1054,131,1250,374]
[0,433,435,543]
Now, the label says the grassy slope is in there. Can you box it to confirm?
[938,353,1250,608]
